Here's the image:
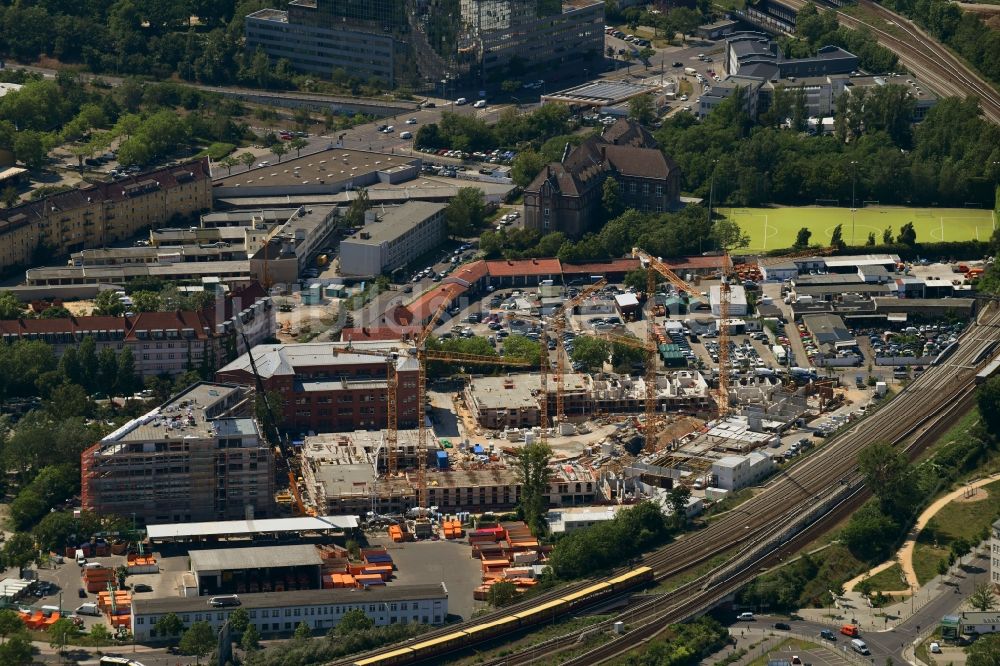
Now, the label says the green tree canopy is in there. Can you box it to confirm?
[515,441,552,535]
[570,336,611,371]
[337,608,374,636]
[444,187,486,238]
[179,621,215,662]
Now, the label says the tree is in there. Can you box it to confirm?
[510,149,546,187]
[515,441,552,535]
[502,335,542,367]
[444,187,486,238]
[337,609,374,636]
[858,441,919,518]
[117,348,139,397]
[882,227,893,244]
[130,291,161,313]
[39,307,71,319]
[92,290,125,316]
[571,336,611,371]
[937,559,948,577]
[622,50,634,74]
[628,93,655,125]
[13,131,46,169]
[270,141,288,163]
[154,612,184,642]
[501,80,520,95]
[0,633,32,665]
[219,156,238,175]
[179,621,215,663]
[0,609,25,644]
[711,218,750,252]
[830,224,846,250]
[228,608,250,634]
[624,268,649,293]
[602,177,623,219]
[0,292,26,319]
[1,186,17,208]
[968,633,1000,666]
[289,137,308,157]
[970,582,996,611]
[89,622,110,650]
[866,232,876,246]
[793,227,812,249]
[48,617,79,653]
[668,484,691,529]
[978,376,1000,435]
[240,624,260,652]
[2,533,36,574]
[293,620,312,641]
[487,581,517,607]
[897,221,917,245]
[239,151,256,170]
[842,502,900,562]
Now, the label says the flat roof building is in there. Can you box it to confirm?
[132,583,448,641]
[190,544,323,596]
[547,505,625,534]
[339,202,447,277]
[81,382,276,524]
[213,149,420,200]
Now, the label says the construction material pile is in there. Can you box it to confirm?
[470,521,549,601]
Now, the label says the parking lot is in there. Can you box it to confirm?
[366,534,484,621]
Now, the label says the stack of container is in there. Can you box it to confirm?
[354,574,385,588]
[126,553,158,574]
[92,540,111,557]
[98,589,132,628]
[362,548,394,568]
[441,519,464,539]
[387,524,411,542]
[83,566,114,593]
[322,573,357,589]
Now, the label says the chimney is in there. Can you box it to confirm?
[600,146,606,160]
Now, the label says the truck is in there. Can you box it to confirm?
[684,67,697,76]
[771,344,787,364]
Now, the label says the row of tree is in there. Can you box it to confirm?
[416,104,573,156]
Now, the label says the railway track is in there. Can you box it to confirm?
[782,0,1000,122]
[335,305,1000,666]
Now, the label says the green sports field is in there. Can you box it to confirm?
[719,206,996,254]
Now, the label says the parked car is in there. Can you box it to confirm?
[774,622,791,630]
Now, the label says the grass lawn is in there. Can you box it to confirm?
[912,478,1000,584]
[746,639,822,666]
[861,563,906,592]
[194,142,236,160]
[718,206,996,253]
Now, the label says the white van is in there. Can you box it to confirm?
[454,97,468,106]
[851,639,870,655]
[75,549,86,566]
[84,562,105,570]
[473,100,487,108]
[209,595,241,607]
[76,602,101,616]
[399,131,412,139]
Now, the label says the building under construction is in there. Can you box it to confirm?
[299,429,599,516]
[81,383,276,525]
[464,371,712,429]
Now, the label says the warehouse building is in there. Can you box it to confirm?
[213,150,419,200]
[216,341,420,433]
[190,545,323,596]
[709,284,748,316]
[132,584,448,641]
[81,383,276,524]
[0,158,212,276]
[339,202,447,277]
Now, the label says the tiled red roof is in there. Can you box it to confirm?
[446,260,489,285]
[124,310,211,340]
[485,258,562,277]
[406,283,466,322]
[561,258,641,275]
[665,256,725,271]
[0,315,128,336]
[341,326,422,342]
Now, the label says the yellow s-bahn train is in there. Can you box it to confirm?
[353,566,654,666]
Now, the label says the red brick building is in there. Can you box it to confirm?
[216,342,420,434]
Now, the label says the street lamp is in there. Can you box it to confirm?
[850,160,859,246]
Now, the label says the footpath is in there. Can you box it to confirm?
[842,472,1000,595]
